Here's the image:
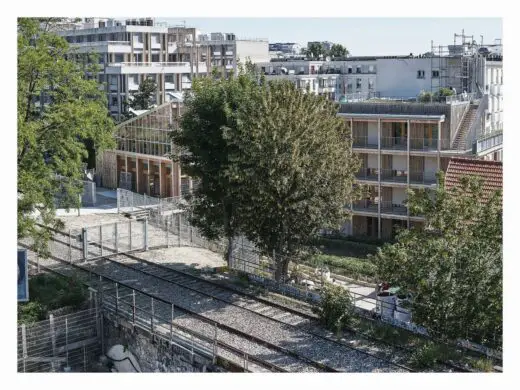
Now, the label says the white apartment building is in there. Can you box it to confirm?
[59,18,269,122]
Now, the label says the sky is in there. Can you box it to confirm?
[161,18,502,56]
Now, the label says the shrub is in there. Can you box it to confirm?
[17,301,46,324]
[313,282,354,332]
[470,358,495,372]
[409,341,461,370]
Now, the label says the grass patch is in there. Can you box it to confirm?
[18,273,87,324]
[306,254,377,280]
[311,236,380,258]
[468,358,495,372]
[409,341,462,370]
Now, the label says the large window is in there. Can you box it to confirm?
[356,78,362,89]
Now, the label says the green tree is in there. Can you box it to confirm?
[229,81,361,280]
[329,44,349,59]
[313,282,354,333]
[18,18,114,255]
[306,42,326,60]
[374,172,502,349]
[171,65,259,265]
[129,77,157,111]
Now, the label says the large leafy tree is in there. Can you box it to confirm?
[306,42,327,60]
[228,81,361,280]
[171,66,259,264]
[374,172,502,349]
[18,18,114,255]
[329,44,349,59]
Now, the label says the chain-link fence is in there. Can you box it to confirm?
[18,307,101,373]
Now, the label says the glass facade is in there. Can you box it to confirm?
[115,103,182,157]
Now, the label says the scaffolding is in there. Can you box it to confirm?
[430,41,450,94]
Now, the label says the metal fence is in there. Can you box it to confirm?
[18,307,101,373]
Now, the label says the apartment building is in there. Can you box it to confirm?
[58,18,268,122]
[337,93,500,240]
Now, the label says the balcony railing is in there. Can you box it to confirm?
[73,41,131,46]
[380,169,408,183]
[355,168,378,181]
[108,62,190,67]
[353,200,378,212]
[381,137,407,150]
[380,201,408,216]
[352,136,378,149]
[409,171,436,185]
[410,138,439,151]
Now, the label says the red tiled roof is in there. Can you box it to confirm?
[445,157,502,202]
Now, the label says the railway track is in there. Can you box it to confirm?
[20,241,339,373]
[29,231,412,373]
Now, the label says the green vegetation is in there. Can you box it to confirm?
[375,172,502,349]
[469,358,495,372]
[18,18,115,256]
[173,65,361,281]
[307,254,377,280]
[313,282,354,333]
[128,77,157,111]
[310,236,379,257]
[18,273,87,324]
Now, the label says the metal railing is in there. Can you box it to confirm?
[355,168,379,181]
[381,137,407,150]
[380,201,407,216]
[72,41,131,46]
[409,172,436,186]
[380,169,408,183]
[352,200,379,212]
[108,62,191,67]
[18,307,101,373]
[352,136,378,148]
[409,138,439,151]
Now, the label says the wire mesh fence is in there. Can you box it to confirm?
[17,307,101,373]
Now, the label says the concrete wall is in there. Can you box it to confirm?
[236,40,269,64]
[449,102,470,144]
[376,58,432,97]
[103,318,225,373]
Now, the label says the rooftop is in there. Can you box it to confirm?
[445,157,502,202]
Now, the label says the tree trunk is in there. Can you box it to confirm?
[225,235,234,268]
[274,256,290,282]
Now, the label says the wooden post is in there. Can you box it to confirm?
[82,228,88,261]
[21,324,27,373]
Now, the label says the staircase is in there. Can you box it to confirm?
[452,105,479,150]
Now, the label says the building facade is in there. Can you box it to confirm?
[59,18,268,122]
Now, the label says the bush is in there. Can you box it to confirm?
[409,341,461,370]
[313,282,354,332]
[18,273,87,324]
[469,358,494,372]
[308,254,377,279]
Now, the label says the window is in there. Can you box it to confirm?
[368,79,374,90]
[417,70,425,79]
[368,65,375,73]
[347,82,353,92]
[151,54,160,62]
[114,54,124,63]
[356,78,362,89]
[348,66,352,74]
[165,74,174,83]
[111,96,118,106]
[98,74,104,84]
[432,70,439,78]
[356,65,361,74]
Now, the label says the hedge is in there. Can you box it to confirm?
[307,254,377,279]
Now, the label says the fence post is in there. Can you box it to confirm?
[177,214,181,247]
[170,304,174,341]
[115,283,119,318]
[129,220,132,251]
[49,314,56,371]
[36,254,40,273]
[150,297,155,334]
[21,324,27,373]
[144,219,149,251]
[68,230,72,263]
[166,219,169,248]
[117,188,120,214]
[132,290,136,326]
[114,223,119,253]
[189,225,193,244]
[99,225,103,257]
[82,228,88,261]
[65,317,69,369]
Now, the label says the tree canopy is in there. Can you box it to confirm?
[18,18,114,255]
[306,42,327,60]
[374,172,502,349]
[173,67,361,280]
[329,44,349,59]
[129,77,157,111]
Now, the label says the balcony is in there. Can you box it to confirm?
[380,201,408,216]
[381,137,407,150]
[355,168,378,182]
[380,169,408,183]
[410,138,439,151]
[106,62,193,74]
[409,171,437,186]
[352,136,378,149]
[353,200,378,213]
